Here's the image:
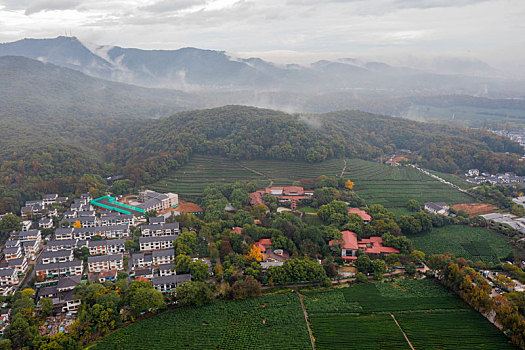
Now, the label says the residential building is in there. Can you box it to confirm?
[100,214,135,226]
[140,223,180,237]
[134,268,154,280]
[152,248,175,266]
[4,246,22,262]
[87,254,124,273]
[249,186,313,209]
[139,235,178,251]
[347,208,372,223]
[424,202,450,215]
[46,239,87,251]
[152,274,191,293]
[330,230,399,261]
[35,260,83,279]
[0,269,19,286]
[98,269,118,283]
[88,239,126,255]
[22,240,40,255]
[55,228,74,240]
[40,250,74,264]
[138,190,179,212]
[149,216,165,225]
[42,194,58,205]
[39,217,53,229]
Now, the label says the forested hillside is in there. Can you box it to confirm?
[0,104,523,212]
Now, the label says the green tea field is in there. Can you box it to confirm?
[410,225,513,265]
[150,155,473,208]
[302,280,514,350]
[92,293,311,350]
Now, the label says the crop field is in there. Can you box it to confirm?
[150,155,472,208]
[397,311,515,349]
[410,225,512,265]
[344,159,474,207]
[92,293,311,350]
[302,280,514,349]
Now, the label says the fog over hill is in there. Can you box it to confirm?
[1,36,523,98]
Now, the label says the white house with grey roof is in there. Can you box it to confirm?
[140,222,180,237]
[152,248,175,266]
[152,274,191,293]
[40,250,74,265]
[88,239,125,255]
[139,235,178,251]
[424,202,449,215]
[0,269,19,286]
[87,254,124,273]
[138,190,178,212]
[35,260,83,279]
[39,217,53,229]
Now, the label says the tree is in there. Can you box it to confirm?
[356,254,372,273]
[73,220,81,229]
[345,180,355,190]
[110,179,131,196]
[190,260,210,282]
[4,314,38,349]
[245,245,263,262]
[175,254,192,274]
[406,199,420,212]
[0,214,21,235]
[176,282,214,307]
[355,272,368,283]
[409,250,426,264]
[174,231,198,256]
[231,276,262,300]
[40,297,54,318]
[251,203,269,219]
[129,287,165,316]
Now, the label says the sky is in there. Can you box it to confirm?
[0,0,524,71]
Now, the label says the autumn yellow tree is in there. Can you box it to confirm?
[245,245,263,262]
[73,220,81,228]
[345,180,355,190]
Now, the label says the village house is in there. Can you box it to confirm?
[132,252,153,269]
[152,248,175,266]
[250,186,313,210]
[21,220,32,232]
[139,235,178,251]
[17,229,42,244]
[98,269,118,283]
[347,208,372,223]
[87,254,124,273]
[0,269,19,286]
[4,246,22,262]
[424,202,450,215]
[45,239,87,251]
[100,214,135,226]
[54,228,74,240]
[152,274,191,293]
[22,239,40,256]
[330,230,399,261]
[76,216,100,228]
[158,263,175,276]
[38,217,53,229]
[63,211,77,220]
[140,222,180,237]
[35,260,83,279]
[134,268,154,280]
[4,257,28,275]
[36,276,82,314]
[40,250,74,265]
[42,194,58,205]
[87,239,126,255]
[149,216,165,225]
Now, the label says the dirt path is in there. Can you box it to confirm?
[297,292,315,350]
[238,163,267,177]
[390,313,415,350]
[341,159,347,177]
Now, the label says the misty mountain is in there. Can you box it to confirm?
[0,55,201,121]
[1,36,522,97]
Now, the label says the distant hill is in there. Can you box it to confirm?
[1,36,521,97]
[0,55,200,121]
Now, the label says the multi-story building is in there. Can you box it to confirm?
[140,223,180,237]
[87,254,124,273]
[139,235,178,252]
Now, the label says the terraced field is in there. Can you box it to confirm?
[150,155,473,208]
[344,159,474,207]
[411,225,513,265]
[302,280,514,350]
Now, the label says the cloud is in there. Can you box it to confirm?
[24,0,82,15]
[139,0,207,13]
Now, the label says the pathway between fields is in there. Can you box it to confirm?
[340,159,347,177]
[297,292,316,350]
[390,313,415,350]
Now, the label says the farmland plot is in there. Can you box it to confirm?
[92,293,311,350]
[410,225,512,265]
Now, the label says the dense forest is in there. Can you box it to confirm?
[0,105,523,212]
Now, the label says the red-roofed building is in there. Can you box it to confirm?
[347,208,371,223]
[249,186,313,210]
[254,238,272,253]
[330,231,399,261]
[231,227,243,235]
